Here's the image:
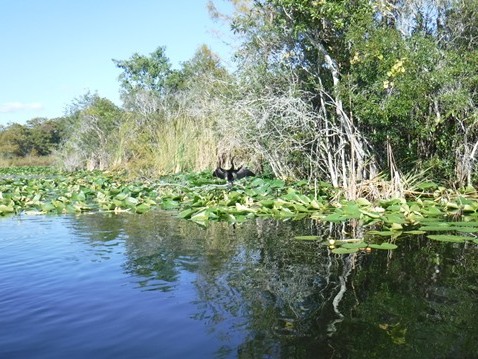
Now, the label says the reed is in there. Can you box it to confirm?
[120,113,218,177]
[153,115,217,174]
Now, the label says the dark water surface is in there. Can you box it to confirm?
[1,211,477,358]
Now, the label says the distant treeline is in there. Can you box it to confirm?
[2,0,478,199]
[0,118,64,157]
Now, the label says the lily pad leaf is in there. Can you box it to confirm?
[359,209,382,219]
[404,230,426,235]
[310,199,323,210]
[419,225,453,231]
[341,241,367,249]
[355,198,371,206]
[384,214,406,224]
[451,221,478,227]
[115,192,129,201]
[390,223,403,230]
[135,203,151,214]
[161,199,179,210]
[368,243,398,250]
[294,235,321,241]
[421,206,443,215]
[427,234,468,243]
[420,224,478,233]
[367,230,395,236]
[260,200,274,208]
[453,227,478,233]
[178,208,195,219]
[332,247,359,254]
[0,204,15,214]
[125,197,139,207]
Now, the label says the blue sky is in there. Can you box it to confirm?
[0,0,235,126]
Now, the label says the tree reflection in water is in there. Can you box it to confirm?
[70,211,478,358]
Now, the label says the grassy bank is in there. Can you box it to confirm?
[0,155,56,168]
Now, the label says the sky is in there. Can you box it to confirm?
[0,0,235,126]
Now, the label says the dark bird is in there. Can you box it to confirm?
[213,157,255,184]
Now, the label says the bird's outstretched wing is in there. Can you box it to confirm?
[234,167,255,180]
[213,167,226,179]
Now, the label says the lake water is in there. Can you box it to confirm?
[1,211,477,358]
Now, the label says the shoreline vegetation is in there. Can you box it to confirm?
[0,155,56,168]
[2,166,478,253]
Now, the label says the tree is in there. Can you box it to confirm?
[223,0,378,195]
[226,0,478,189]
[0,123,29,157]
[59,93,124,170]
[26,118,62,156]
[113,46,175,110]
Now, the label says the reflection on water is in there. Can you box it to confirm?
[0,211,478,358]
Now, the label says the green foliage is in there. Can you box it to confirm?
[59,93,124,170]
[108,45,233,176]
[0,123,29,157]
[26,118,62,156]
[0,118,62,158]
[226,0,478,187]
[113,46,173,98]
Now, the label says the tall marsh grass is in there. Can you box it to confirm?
[121,114,218,177]
[154,116,217,174]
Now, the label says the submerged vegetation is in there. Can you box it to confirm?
[2,167,478,253]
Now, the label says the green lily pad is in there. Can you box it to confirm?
[161,199,179,210]
[421,206,443,215]
[355,198,371,206]
[260,200,274,208]
[453,227,478,233]
[135,203,151,214]
[389,223,403,230]
[404,230,426,235]
[115,192,128,201]
[294,235,321,241]
[41,202,56,212]
[427,234,469,243]
[420,224,478,233]
[0,204,15,214]
[124,197,139,207]
[178,208,195,219]
[419,225,454,231]
[383,213,406,224]
[368,243,398,250]
[359,209,382,219]
[367,230,395,236]
[341,241,367,249]
[451,221,478,227]
[332,247,359,254]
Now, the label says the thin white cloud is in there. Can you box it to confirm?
[0,101,44,113]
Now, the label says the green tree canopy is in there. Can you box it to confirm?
[0,118,62,158]
[113,46,174,100]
